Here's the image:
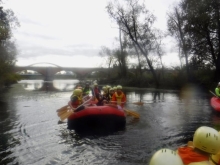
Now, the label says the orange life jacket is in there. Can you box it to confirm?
[178,146,209,164]
[112,92,126,107]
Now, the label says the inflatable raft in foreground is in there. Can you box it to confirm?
[67,105,126,133]
[210,97,220,112]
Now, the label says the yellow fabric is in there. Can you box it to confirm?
[210,152,220,165]
[78,96,82,104]
[115,92,123,105]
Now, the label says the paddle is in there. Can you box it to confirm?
[209,90,220,99]
[132,102,144,105]
[107,101,140,119]
[104,104,140,119]
[82,94,90,102]
[56,95,90,114]
[124,108,140,119]
[57,105,69,113]
[57,96,93,121]
[110,100,144,105]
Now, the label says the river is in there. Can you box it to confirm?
[0,80,219,165]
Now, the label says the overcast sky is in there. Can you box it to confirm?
[3,0,180,68]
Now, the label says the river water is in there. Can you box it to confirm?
[0,80,219,165]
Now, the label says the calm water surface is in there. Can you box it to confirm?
[0,80,219,165]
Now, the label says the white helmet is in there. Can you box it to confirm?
[211,131,220,164]
[117,85,122,89]
[193,126,220,154]
[102,86,107,92]
[149,148,183,165]
[109,88,114,91]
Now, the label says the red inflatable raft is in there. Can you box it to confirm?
[211,97,220,112]
[67,105,126,133]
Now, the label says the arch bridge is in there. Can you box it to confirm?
[14,62,111,81]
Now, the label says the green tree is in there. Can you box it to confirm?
[0,6,19,87]
[167,5,192,81]
[106,0,164,88]
[99,26,129,79]
[99,46,115,78]
[117,23,128,78]
[180,0,220,82]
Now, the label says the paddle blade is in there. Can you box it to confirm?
[57,105,69,117]
[132,102,144,106]
[57,109,68,117]
[59,110,73,121]
[124,108,140,119]
[56,105,69,112]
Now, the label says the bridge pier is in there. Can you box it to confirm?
[44,76,54,82]
[44,67,54,82]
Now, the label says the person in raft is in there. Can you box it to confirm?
[95,86,108,106]
[215,82,220,97]
[210,131,220,165]
[70,88,85,112]
[111,85,126,110]
[108,88,115,101]
[149,148,184,165]
[92,83,101,101]
[82,83,90,96]
[177,126,220,165]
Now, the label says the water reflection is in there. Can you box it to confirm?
[0,96,20,164]
[18,80,79,91]
[0,80,217,165]
[125,89,178,104]
[58,128,125,164]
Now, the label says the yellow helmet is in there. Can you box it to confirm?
[117,85,122,90]
[149,149,183,165]
[73,89,82,96]
[193,126,220,154]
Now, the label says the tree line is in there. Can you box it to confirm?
[1,0,219,90]
[98,0,220,90]
[0,2,20,89]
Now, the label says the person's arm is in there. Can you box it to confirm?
[121,93,126,107]
[122,93,126,102]
[111,94,116,104]
[215,88,220,97]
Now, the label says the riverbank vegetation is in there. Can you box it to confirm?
[1,0,220,92]
[98,0,220,91]
[0,3,20,89]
